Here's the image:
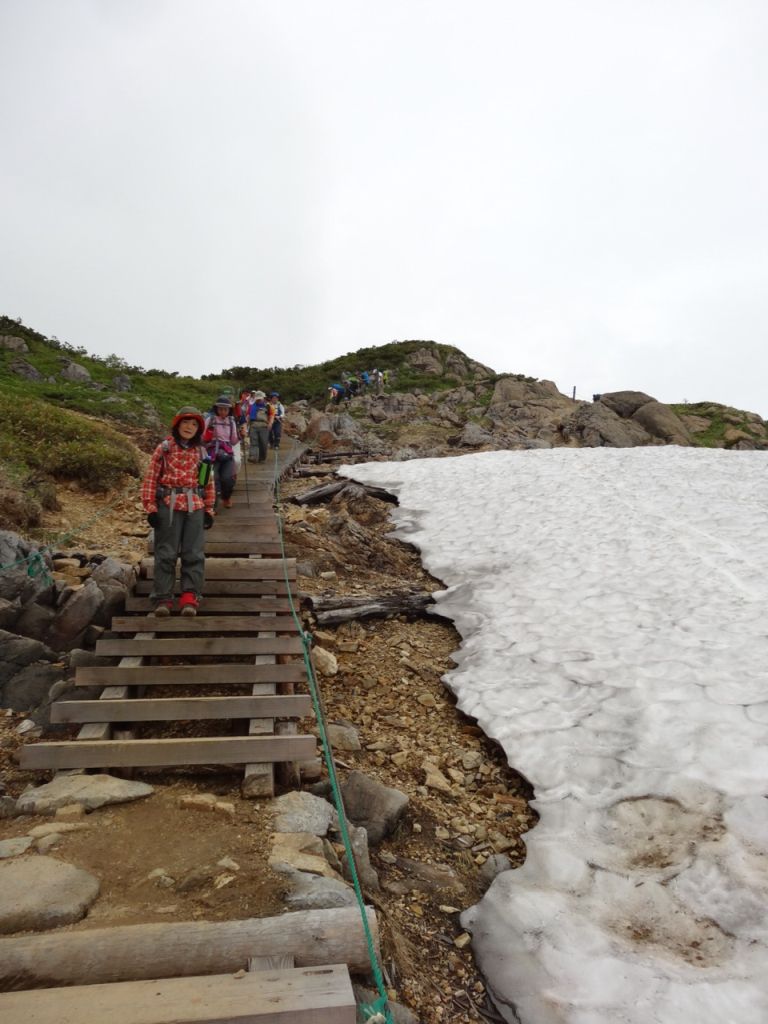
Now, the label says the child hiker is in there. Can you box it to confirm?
[141,406,215,617]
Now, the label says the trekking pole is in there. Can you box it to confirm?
[242,436,251,507]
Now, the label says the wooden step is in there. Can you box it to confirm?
[109,616,299,634]
[203,542,283,556]
[51,694,313,724]
[95,637,304,658]
[140,558,295,581]
[20,734,316,770]
[133,580,292,596]
[0,964,355,1023]
[125,596,293,613]
[74,663,307,688]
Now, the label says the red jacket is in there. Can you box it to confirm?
[141,438,215,514]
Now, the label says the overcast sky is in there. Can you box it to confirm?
[1,1,766,414]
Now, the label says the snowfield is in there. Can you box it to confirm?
[342,448,768,1024]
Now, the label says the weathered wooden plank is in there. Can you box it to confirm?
[95,637,304,658]
[74,663,306,687]
[141,558,295,581]
[0,966,356,1022]
[209,524,281,537]
[20,734,316,770]
[110,616,299,634]
[125,596,292,613]
[204,542,284,556]
[52,695,312,724]
[133,580,292,596]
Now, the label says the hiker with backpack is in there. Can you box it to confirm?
[203,396,240,508]
[247,389,273,463]
[141,406,215,617]
[268,391,285,450]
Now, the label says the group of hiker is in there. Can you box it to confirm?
[328,367,389,405]
[140,386,285,617]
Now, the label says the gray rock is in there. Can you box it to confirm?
[478,853,513,888]
[406,346,443,375]
[341,771,409,845]
[16,774,153,815]
[0,533,52,603]
[10,357,44,381]
[0,856,100,933]
[0,629,57,687]
[598,390,656,418]
[0,663,63,712]
[271,791,338,836]
[335,821,379,892]
[0,597,21,630]
[281,867,357,911]
[457,423,493,448]
[0,334,29,353]
[0,795,18,819]
[13,602,55,644]
[396,856,463,892]
[0,836,34,858]
[561,402,653,448]
[35,833,64,854]
[48,579,105,649]
[59,360,92,382]
[90,557,134,588]
[353,984,419,1024]
[113,374,132,391]
[327,722,361,751]
[632,400,691,445]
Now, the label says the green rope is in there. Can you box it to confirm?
[272,445,394,1024]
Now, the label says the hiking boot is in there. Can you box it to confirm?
[151,601,173,617]
[222,497,233,508]
[179,592,198,617]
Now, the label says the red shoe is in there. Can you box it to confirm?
[179,592,198,617]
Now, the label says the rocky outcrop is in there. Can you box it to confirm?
[561,402,656,447]
[0,335,29,353]
[59,359,92,383]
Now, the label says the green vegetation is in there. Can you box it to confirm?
[0,390,140,491]
[670,402,762,448]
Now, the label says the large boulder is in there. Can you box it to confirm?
[405,346,443,375]
[0,335,29,353]
[0,630,57,688]
[9,357,44,381]
[0,856,100,933]
[90,557,135,588]
[561,402,654,448]
[0,663,64,713]
[16,774,154,814]
[631,401,691,445]
[59,360,92,383]
[113,374,132,391]
[0,533,52,603]
[48,579,105,650]
[12,602,55,644]
[340,771,409,845]
[598,391,656,418]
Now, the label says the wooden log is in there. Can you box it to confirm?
[95,637,304,658]
[305,591,435,626]
[0,966,356,1023]
[292,480,395,506]
[20,735,316,770]
[0,908,376,987]
[109,616,299,634]
[74,663,305,688]
[140,558,294,581]
[51,695,312,724]
[133,580,292,596]
[125,596,292,614]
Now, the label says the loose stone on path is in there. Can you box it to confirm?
[0,856,100,933]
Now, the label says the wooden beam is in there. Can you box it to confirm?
[204,542,284,556]
[74,663,306,688]
[20,734,316,770]
[125,596,292,613]
[95,637,304,658]
[133,580,293,596]
[109,616,299,634]
[0,909,375,988]
[52,695,312,724]
[0,966,356,1023]
[141,558,295,581]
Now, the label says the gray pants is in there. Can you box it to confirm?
[150,503,205,602]
[248,423,269,462]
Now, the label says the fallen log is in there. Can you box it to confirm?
[305,591,435,627]
[0,907,378,991]
[292,480,397,506]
